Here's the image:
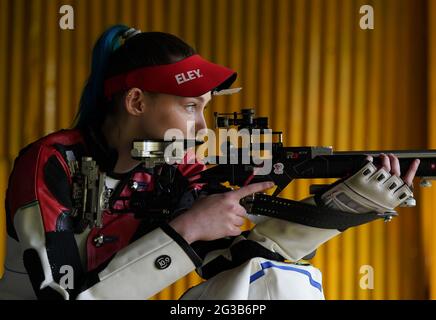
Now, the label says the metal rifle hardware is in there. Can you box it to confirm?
[131,139,204,168]
[71,157,107,229]
[81,157,106,228]
[199,109,436,202]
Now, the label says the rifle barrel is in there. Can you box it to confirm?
[334,150,436,158]
[281,153,436,179]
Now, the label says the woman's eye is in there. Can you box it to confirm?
[185,104,196,113]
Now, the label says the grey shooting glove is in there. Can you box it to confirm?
[319,161,414,216]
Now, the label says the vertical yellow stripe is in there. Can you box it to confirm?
[243,0,259,109]
[183,0,197,46]
[73,0,88,127]
[198,0,212,59]
[167,0,181,36]
[314,2,339,299]
[227,0,243,113]
[9,0,24,159]
[104,0,120,27]
[422,187,436,299]
[303,0,328,296]
[0,0,9,158]
[320,0,336,150]
[120,0,133,25]
[290,0,305,200]
[430,188,436,300]
[396,0,410,299]
[272,0,292,204]
[287,0,306,201]
[209,0,229,123]
[43,0,57,135]
[354,0,370,301]
[257,0,273,119]
[367,0,385,300]
[427,0,436,300]
[383,0,399,299]
[321,0,339,300]
[337,0,355,300]
[25,0,43,143]
[151,0,164,31]
[289,0,305,154]
[305,0,321,146]
[398,0,426,300]
[90,0,103,45]
[240,0,260,235]
[136,0,148,30]
[0,0,9,278]
[58,0,75,129]
[336,0,353,151]
[270,0,292,141]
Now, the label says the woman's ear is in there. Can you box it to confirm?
[124,88,146,116]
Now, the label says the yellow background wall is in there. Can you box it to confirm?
[0,0,434,299]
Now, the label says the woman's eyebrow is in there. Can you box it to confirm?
[198,96,212,104]
[182,96,211,104]
[193,96,206,102]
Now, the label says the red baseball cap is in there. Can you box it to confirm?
[104,54,239,99]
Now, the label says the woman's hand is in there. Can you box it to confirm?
[169,181,274,244]
[320,153,421,215]
[368,153,420,187]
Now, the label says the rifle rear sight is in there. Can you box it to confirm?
[214,108,283,144]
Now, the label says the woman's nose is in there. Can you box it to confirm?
[195,116,207,132]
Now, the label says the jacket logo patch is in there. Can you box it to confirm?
[273,163,284,175]
[155,255,172,270]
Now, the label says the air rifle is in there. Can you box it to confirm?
[130,109,436,229]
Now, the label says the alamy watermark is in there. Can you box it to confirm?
[58,4,374,31]
[59,264,74,290]
[359,264,375,290]
[58,263,377,291]
[360,5,374,30]
[59,5,74,30]
[163,121,273,175]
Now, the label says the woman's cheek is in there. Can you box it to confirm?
[186,121,197,139]
[175,112,196,136]
[160,116,186,137]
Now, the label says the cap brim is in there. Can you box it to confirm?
[104,55,238,99]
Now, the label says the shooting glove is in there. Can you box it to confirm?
[318,161,413,215]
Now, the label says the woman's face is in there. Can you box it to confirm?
[137,91,211,140]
